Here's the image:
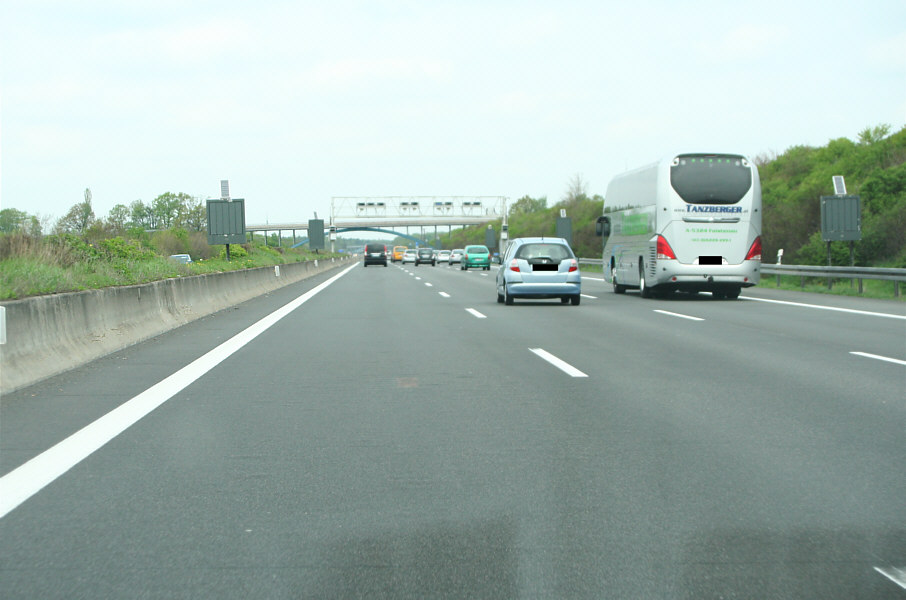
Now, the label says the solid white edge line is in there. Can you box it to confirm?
[529,348,588,378]
[875,567,906,590]
[850,352,906,366]
[0,263,358,520]
[740,296,906,320]
[654,309,704,321]
[465,308,487,319]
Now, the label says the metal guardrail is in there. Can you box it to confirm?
[761,264,905,296]
[577,259,905,297]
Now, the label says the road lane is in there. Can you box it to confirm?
[1,262,904,598]
[385,264,906,595]
[0,264,359,518]
[0,266,366,478]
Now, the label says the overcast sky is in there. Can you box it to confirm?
[2,0,904,228]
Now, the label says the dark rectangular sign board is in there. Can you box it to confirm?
[207,199,246,245]
[308,219,325,250]
[485,227,497,249]
[556,217,573,246]
[820,195,861,242]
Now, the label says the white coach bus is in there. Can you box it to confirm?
[595,153,762,299]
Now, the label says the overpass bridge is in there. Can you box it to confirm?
[246,196,507,247]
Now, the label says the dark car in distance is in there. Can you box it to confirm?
[415,248,436,266]
[363,243,388,267]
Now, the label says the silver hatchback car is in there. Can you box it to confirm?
[496,237,581,305]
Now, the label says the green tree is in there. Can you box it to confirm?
[861,162,906,215]
[151,192,182,229]
[178,196,206,231]
[55,188,95,234]
[0,208,39,235]
[508,195,547,216]
[857,123,891,145]
[130,200,152,229]
[107,203,131,235]
[760,123,906,266]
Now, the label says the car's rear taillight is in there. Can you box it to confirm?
[656,235,676,260]
[745,236,762,261]
[509,260,520,272]
[568,259,578,272]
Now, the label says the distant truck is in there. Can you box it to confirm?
[596,153,762,299]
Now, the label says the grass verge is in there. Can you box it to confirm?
[756,274,904,301]
[0,240,339,300]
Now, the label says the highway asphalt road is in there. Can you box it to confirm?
[1,261,904,598]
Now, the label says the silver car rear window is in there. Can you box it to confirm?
[514,244,572,261]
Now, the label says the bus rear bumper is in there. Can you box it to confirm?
[652,261,760,290]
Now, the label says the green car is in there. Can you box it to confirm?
[461,244,491,270]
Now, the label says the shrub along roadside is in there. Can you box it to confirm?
[0,233,336,300]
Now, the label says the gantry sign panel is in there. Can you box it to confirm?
[331,196,506,224]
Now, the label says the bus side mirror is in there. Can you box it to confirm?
[595,216,611,237]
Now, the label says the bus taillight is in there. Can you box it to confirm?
[745,236,762,261]
[656,235,676,260]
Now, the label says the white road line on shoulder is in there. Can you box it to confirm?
[740,296,906,320]
[850,352,906,366]
[654,309,704,321]
[439,292,450,298]
[465,308,487,319]
[0,263,358,520]
[875,567,906,590]
[529,348,588,378]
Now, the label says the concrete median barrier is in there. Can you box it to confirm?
[0,257,352,395]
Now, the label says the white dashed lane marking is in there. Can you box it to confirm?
[529,348,588,378]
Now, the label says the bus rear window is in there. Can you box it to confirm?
[670,154,752,205]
